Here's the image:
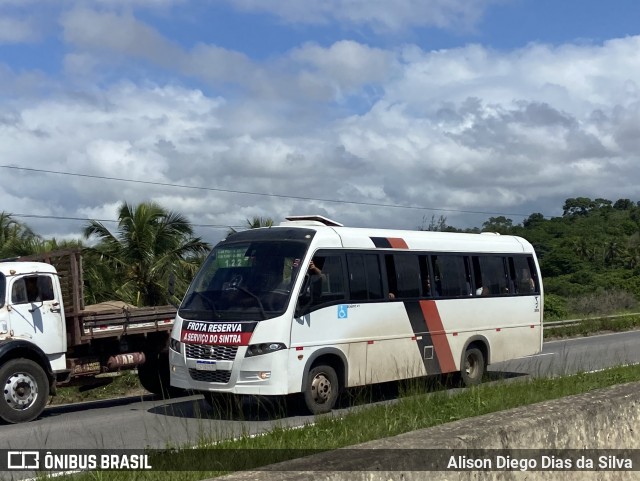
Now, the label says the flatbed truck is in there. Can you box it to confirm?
[0,249,176,423]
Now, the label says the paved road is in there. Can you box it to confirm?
[2,330,639,451]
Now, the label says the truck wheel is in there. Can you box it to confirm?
[138,350,175,397]
[460,347,485,387]
[0,359,49,424]
[303,365,339,414]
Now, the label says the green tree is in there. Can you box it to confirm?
[593,198,613,210]
[624,243,640,269]
[614,198,634,210]
[246,216,274,229]
[572,238,591,261]
[481,216,513,234]
[83,201,210,306]
[523,212,545,229]
[419,215,448,232]
[562,197,595,216]
[603,239,624,267]
[227,216,275,237]
[0,212,39,258]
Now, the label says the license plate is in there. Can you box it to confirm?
[195,361,217,371]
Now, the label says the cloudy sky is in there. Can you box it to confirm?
[1,0,640,244]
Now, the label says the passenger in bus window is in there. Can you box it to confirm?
[308,259,322,276]
[475,276,490,296]
[308,257,325,301]
[433,276,442,297]
[423,277,432,297]
[476,286,489,296]
[520,269,535,293]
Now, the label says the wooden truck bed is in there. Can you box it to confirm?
[20,249,176,345]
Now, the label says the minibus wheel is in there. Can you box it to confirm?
[460,347,485,386]
[304,364,339,414]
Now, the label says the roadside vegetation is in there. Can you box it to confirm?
[544,312,640,339]
[51,372,146,405]
[51,363,640,480]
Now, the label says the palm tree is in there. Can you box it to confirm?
[226,216,275,237]
[603,239,624,267]
[83,201,210,306]
[0,212,40,258]
[572,238,591,261]
[624,244,640,270]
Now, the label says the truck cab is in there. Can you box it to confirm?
[1,262,67,363]
[0,261,66,423]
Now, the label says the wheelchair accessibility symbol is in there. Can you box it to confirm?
[337,305,348,319]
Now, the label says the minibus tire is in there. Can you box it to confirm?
[304,364,339,414]
[460,347,485,386]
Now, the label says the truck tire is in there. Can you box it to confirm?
[460,347,485,387]
[303,364,339,415]
[138,350,178,397]
[0,359,50,424]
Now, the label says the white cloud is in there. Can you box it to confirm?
[289,41,394,99]
[92,0,187,7]
[61,8,183,67]
[225,0,492,33]
[5,3,640,242]
[391,38,640,114]
[0,15,38,43]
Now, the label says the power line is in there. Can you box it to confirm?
[0,164,534,218]
[12,213,245,230]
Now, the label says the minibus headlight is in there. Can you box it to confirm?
[169,337,182,353]
[245,343,287,357]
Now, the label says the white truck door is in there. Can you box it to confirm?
[8,274,66,357]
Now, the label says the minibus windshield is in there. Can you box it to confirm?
[180,238,311,320]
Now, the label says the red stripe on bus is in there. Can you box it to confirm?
[419,300,456,373]
[387,238,409,249]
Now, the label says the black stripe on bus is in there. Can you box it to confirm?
[370,237,392,248]
[404,301,442,375]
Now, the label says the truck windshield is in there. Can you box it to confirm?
[179,239,310,320]
[0,273,4,308]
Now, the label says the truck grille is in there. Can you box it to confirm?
[188,369,232,384]
[185,344,238,361]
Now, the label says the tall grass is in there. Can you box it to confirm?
[545,313,640,339]
[568,289,637,317]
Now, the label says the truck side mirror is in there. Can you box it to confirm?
[28,301,44,313]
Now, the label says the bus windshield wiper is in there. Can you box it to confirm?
[232,285,267,320]
[181,291,220,318]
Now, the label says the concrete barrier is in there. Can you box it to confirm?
[213,381,640,480]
